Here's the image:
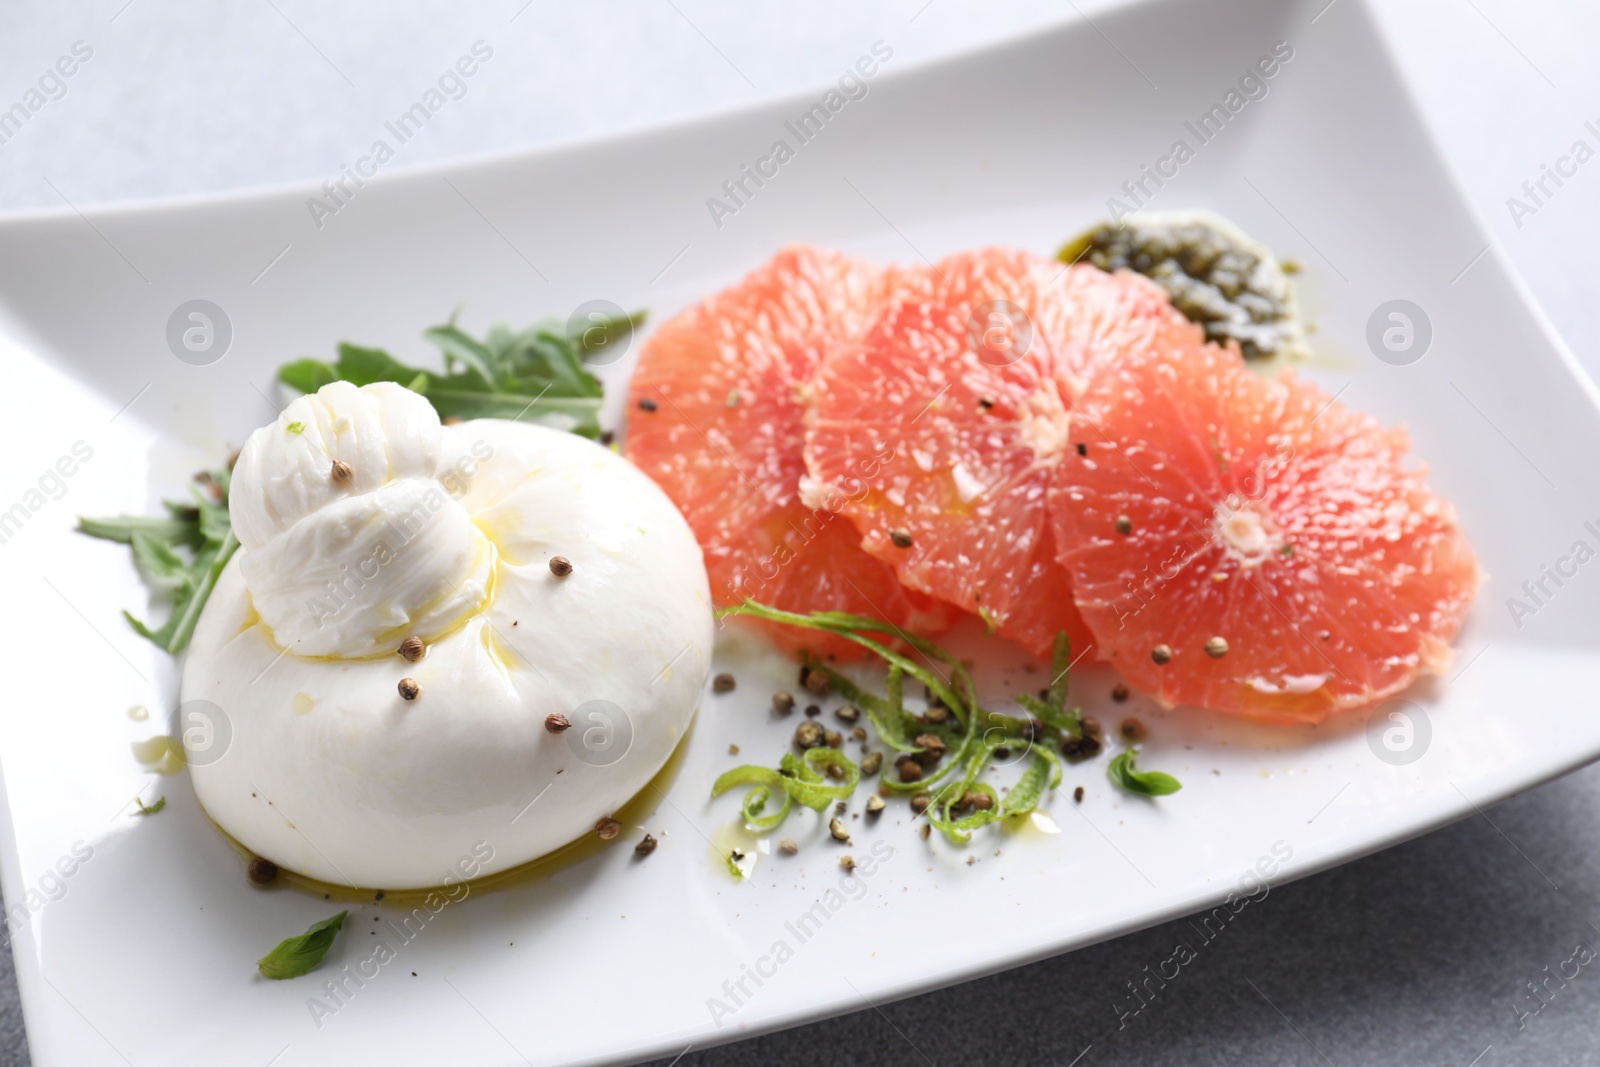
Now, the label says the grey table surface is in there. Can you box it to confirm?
[3,1,1599,1065]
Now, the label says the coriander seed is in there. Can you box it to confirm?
[1114,515,1133,535]
[772,691,796,715]
[247,857,279,885]
[634,834,658,857]
[1204,636,1229,659]
[398,635,425,661]
[595,817,621,840]
[330,459,353,485]
[544,712,571,734]
[398,677,421,701]
[889,528,914,549]
[1151,644,1173,665]
[712,672,737,694]
[794,720,824,749]
[549,555,573,577]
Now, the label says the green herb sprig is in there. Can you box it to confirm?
[77,466,239,655]
[276,309,642,439]
[257,911,348,980]
[133,795,166,816]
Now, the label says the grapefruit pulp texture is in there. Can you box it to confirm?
[1052,338,1480,722]
[803,250,1191,660]
[624,246,950,658]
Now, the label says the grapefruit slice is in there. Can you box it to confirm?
[803,250,1182,659]
[624,245,950,657]
[1052,339,1479,721]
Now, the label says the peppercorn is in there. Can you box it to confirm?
[800,665,831,697]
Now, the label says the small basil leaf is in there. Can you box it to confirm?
[257,911,348,980]
[1108,748,1182,797]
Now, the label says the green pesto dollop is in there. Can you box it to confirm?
[1058,212,1308,362]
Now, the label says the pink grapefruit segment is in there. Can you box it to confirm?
[1052,339,1480,722]
[802,250,1192,660]
[624,245,950,658]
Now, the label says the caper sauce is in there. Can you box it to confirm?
[1058,212,1308,362]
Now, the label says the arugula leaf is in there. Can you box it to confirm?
[134,795,166,815]
[257,911,348,980]
[1107,748,1183,797]
[276,310,643,439]
[78,466,239,655]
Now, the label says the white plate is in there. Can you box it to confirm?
[1,0,1597,1063]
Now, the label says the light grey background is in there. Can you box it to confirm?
[2,1,1598,1064]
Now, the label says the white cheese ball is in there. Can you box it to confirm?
[182,382,712,889]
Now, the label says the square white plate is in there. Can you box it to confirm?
[1,0,1597,1063]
